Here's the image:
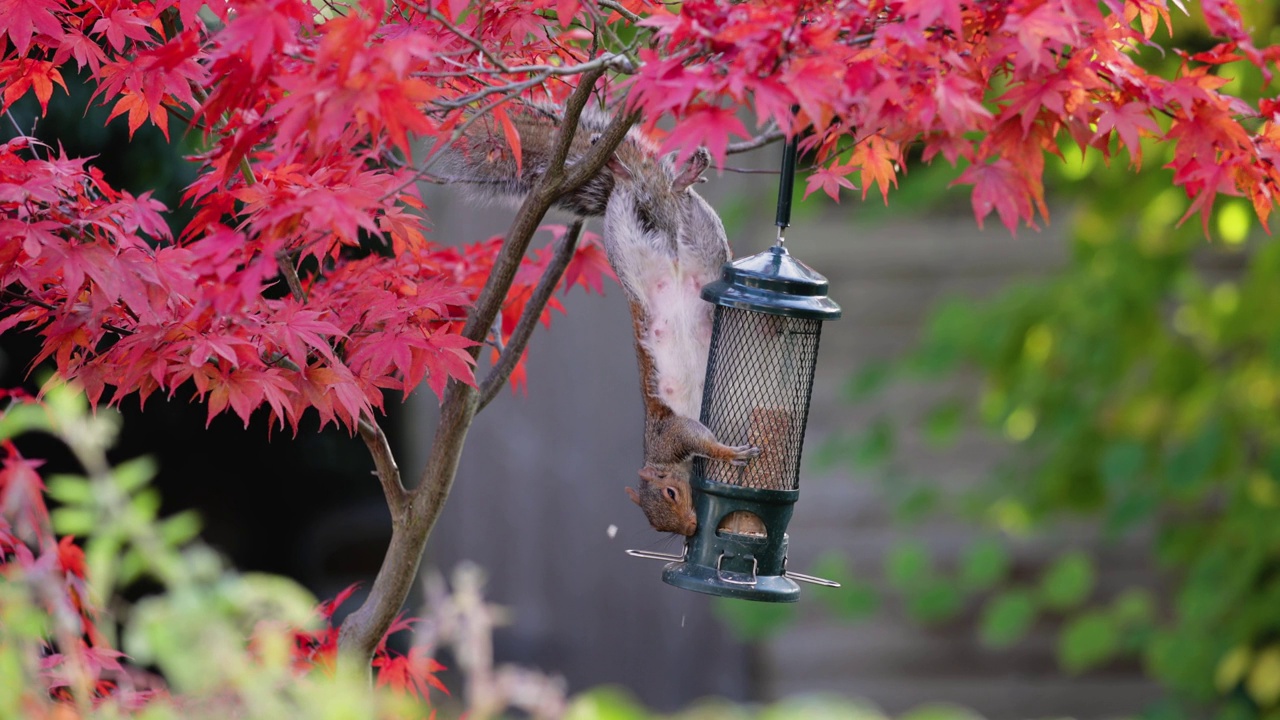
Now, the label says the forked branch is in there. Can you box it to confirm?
[477,220,585,412]
[336,66,638,661]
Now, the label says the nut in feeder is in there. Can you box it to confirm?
[628,127,842,602]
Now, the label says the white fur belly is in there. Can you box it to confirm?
[602,194,717,420]
[640,267,712,419]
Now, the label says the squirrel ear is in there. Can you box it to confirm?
[673,148,711,192]
[625,486,641,506]
[637,466,661,484]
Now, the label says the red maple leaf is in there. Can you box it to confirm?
[0,443,48,540]
[0,0,65,55]
[1093,101,1162,168]
[659,104,748,169]
[106,89,163,139]
[803,164,856,202]
[56,535,85,577]
[0,59,66,113]
[90,6,155,54]
[954,159,1034,234]
[372,645,450,701]
[851,136,900,204]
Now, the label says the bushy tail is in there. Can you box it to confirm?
[433,105,626,217]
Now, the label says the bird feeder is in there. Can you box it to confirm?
[628,127,842,602]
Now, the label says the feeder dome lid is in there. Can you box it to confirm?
[701,245,842,321]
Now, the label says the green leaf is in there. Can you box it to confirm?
[226,573,319,627]
[1040,551,1095,611]
[45,474,93,505]
[50,507,95,536]
[886,541,932,591]
[160,511,202,547]
[846,361,892,401]
[1100,442,1146,491]
[1247,647,1280,708]
[959,538,1010,592]
[853,418,894,468]
[113,456,158,494]
[1163,419,1224,497]
[712,598,796,642]
[906,580,964,624]
[118,548,148,588]
[890,485,939,523]
[0,402,52,442]
[980,590,1037,648]
[1104,492,1157,537]
[1059,612,1117,673]
[1111,588,1155,628]
[759,695,886,720]
[923,400,964,448]
[131,488,162,522]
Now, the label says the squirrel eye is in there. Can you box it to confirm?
[665,487,678,501]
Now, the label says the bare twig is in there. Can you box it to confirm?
[431,52,634,110]
[434,72,555,110]
[415,2,512,72]
[727,127,785,154]
[2,289,136,337]
[598,0,642,24]
[415,51,632,79]
[358,419,410,518]
[476,220,584,412]
[274,249,308,303]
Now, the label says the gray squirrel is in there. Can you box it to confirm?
[442,105,759,536]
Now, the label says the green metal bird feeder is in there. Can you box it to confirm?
[628,127,843,602]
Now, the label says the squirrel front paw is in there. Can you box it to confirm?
[726,444,761,466]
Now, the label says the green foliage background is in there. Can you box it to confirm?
[715,9,1280,720]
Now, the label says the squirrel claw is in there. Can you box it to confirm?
[727,444,761,466]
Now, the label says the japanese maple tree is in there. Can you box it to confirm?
[3,0,1280,687]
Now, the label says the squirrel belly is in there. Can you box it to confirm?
[611,223,711,420]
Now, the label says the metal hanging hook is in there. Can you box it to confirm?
[774,107,801,248]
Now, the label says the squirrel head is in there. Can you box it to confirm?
[627,466,697,536]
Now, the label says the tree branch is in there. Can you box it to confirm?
[336,65,636,662]
[1,289,136,337]
[727,127,785,154]
[274,249,308,303]
[476,220,584,412]
[597,0,641,24]
[358,418,410,518]
[560,106,639,192]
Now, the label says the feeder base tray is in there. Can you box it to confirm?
[662,560,800,603]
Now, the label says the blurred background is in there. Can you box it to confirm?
[5,10,1280,719]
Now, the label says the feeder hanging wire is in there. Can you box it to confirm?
[774,117,800,245]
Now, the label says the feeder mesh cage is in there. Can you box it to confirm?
[695,306,823,492]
